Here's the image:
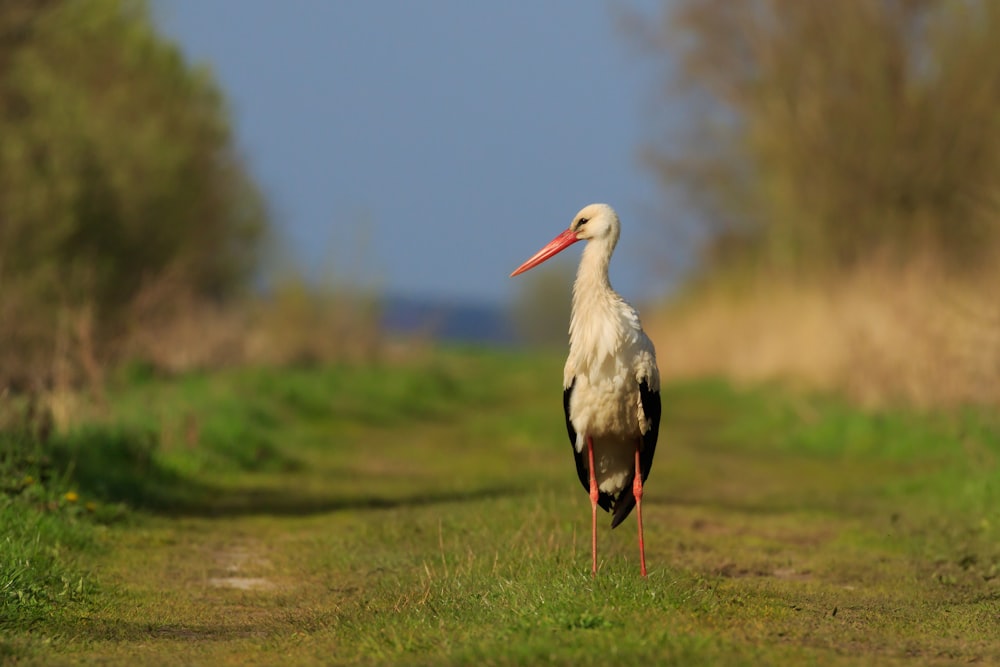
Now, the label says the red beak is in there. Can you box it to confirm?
[509,229,580,277]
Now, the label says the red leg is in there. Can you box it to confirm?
[634,443,647,577]
[587,435,598,576]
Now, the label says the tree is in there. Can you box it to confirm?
[511,264,574,348]
[0,0,269,389]
[639,0,1000,275]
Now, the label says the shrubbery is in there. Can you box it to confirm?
[0,0,268,391]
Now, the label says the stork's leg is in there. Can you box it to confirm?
[634,442,648,577]
[587,435,598,576]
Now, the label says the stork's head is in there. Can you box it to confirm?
[570,203,620,244]
[510,203,620,277]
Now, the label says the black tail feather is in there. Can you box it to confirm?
[610,486,636,528]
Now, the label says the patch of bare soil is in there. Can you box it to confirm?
[204,541,279,592]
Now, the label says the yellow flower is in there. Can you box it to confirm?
[85,502,97,513]
[64,491,79,503]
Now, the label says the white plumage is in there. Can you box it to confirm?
[511,203,661,577]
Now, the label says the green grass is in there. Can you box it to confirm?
[2,348,999,664]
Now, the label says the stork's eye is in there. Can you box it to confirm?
[577,217,589,227]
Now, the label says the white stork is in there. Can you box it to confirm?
[510,203,661,577]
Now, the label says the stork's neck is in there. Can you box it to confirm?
[568,236,628,376]
[563,235,638,387]
[573,237,616,304]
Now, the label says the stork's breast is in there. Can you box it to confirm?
[568,374,641,441]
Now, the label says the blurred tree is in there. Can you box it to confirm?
[0,0,268,389]
[511,263,574,348]
[638,0,1000,275]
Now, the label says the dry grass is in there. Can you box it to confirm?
[123,279,385,374]
[647,260,1000,408]
[0,270,388,434]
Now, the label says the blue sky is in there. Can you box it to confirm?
[152,2,689,305]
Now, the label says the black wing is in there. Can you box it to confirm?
[610,377,661,528]
[564,378,614,513]
[637,377,661,483]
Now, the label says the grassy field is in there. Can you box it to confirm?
[2,347,999,665]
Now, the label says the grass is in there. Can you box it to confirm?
[648,263,1000,409]
[1,347,999,664]
[0,427,101,633]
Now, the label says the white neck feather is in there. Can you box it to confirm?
[567,237,631,376]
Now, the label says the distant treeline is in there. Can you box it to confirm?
[644,0,1000,275]
[0,1,268,389]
